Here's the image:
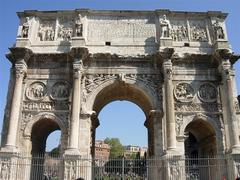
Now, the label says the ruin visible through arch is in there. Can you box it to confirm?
[0,8,240,180]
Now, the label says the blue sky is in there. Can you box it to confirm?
[0,0,240,150]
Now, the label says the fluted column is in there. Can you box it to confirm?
[163,59,177,152]
[67,60,82,154]
[4,60,27,151]
[218,54,240,152]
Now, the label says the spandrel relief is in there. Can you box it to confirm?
[57,17,74,41]
[189,20,208,42]
[170,20,188,42]
[38,20,56,41]
[26,82,47,101]
[174,83,194,102]
[51,81,70,100]
[198,83,217,102]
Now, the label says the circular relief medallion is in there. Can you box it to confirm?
[174,83,194,102]
[198,83,217,102]
[26,82,47,101]
[51,82,70,100]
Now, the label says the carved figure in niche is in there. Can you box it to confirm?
[58,25,72,41]
[171,25,188,41]
[75,14,83,37]
[26,82,47,100]
[160,15,171,38]
[169,162,180,180]
[175,114,183,135]
[212,18,225,40]
[198,83,217,102]
[51,82,70,100]
[21,17,30,38]
[175,83,194,102]
[0,161,9,179]
[38,24,55,41]
[190,24,207,42]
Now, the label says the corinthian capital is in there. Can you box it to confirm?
[15,60,27,79]
[73,60,83,78]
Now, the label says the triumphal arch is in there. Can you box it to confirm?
[1,9,240,179]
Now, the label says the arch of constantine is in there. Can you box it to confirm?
[0,8,240,179]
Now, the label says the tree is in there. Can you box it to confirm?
[104,137,124,158]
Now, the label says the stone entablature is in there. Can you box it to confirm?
[16,9,229,56]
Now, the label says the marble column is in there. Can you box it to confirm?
[219,59,240,152]
[163,59,177,152]
[4,60,27,151]
[149,110,163,156]
[66,60,82,154]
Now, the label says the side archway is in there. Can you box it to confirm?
[183,114,223,157]
[24,112,67,154]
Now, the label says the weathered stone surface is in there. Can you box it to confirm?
[1,8,240,180]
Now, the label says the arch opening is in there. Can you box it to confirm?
[91,82,156,160]
[184,119,217,157]
[30,118,62,180]
[31,118,61,155]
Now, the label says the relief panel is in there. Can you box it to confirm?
[189,20,208,42]
[38,19,56,41]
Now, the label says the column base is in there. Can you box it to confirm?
[0,145,18,153]
[64,148,81,156]
[231,145,240,154]
[165,147,181,156]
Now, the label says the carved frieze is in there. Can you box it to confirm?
[170,20,188,41]
[51,82,70,101]
[174,102,221,112]
[26,82,47,101]
[198,83,217,102]
[174,83,194,102]
[38,20,55,41]
[189,20,208,42]
[22,101,69,111]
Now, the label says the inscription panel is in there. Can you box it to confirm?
[87,16,156,42]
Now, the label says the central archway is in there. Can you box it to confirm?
[89,80,160,158]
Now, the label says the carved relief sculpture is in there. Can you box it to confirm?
[190,21,208,42]
[75,14,83,37]
[175,114,183,135]
[212,18,225,40]
[174,83,194,102]
[26,82,47,101]
[21,17,30,38]
[38,21,55,41]
[57,17,73,41]
[198,83,217,102]
[170,21,188,41]
[160,15,172,38]
[51,81,70,100]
